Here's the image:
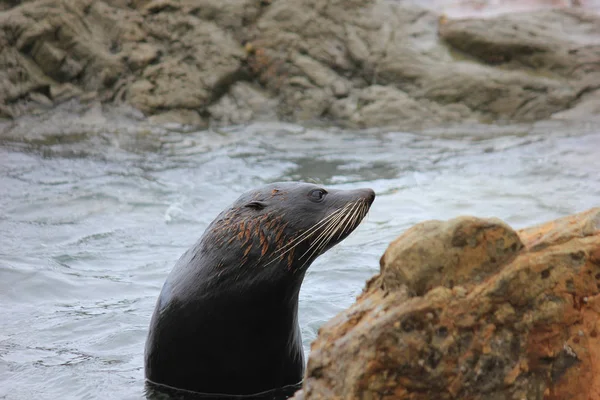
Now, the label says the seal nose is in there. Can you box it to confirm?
[362,188,376,205]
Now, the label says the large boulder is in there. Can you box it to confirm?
[294,208,600,400]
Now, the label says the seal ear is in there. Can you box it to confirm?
[245,201,266,210]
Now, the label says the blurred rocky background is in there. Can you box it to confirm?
[1,0,599,129]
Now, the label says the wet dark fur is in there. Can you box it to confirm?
[145,182,375,396]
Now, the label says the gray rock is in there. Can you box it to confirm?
[208,81,278,126]
[148,109,206,127]
[50,83,84,103]
[0,0,599,127]
[247,0,600,127]
[125,43,160,71]
[125,14,245,113]
[552,89,600,121]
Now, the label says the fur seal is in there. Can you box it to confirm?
[145,182,375,397]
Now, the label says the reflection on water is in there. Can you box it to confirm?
[1,120,599,400]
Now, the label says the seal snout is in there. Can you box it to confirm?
[360,188,376,205]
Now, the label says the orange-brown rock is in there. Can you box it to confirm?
[294,208,600,400]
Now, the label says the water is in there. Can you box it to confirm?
[1,119,599,400]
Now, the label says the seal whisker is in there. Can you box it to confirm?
[331,201,357,241]
[315,202,360,259]
[275,206,346,253]
[337,201,361,239]
[307,202,355,261]
[299,206,347,261]
[338,201,360,234]
[344,200,367,239]
[354,201,366,227]
[299,238,328,270]
[353,201,367,231]
[277,212,341,258]
[356,203,367,232]
[270,214,338,259]
[312,203,352,245]
[361,200,370,223]
[264,206,347,266]
[299,204,349,261]
[328,203,351,242]
[298,212,343,269]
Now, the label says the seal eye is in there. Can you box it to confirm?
[245,201,266,210]
[308,189,327,202]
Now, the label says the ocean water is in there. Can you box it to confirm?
[1,119,599,399]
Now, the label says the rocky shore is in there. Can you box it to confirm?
[1,0,599,129]
[292,208,600,400]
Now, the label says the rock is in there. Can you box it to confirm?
[50,83,84,103]
[148,108,206,127]
[412,0,600,19]
[208,81,278,126]
[125,43,160,71]
[28,92,53,107]
[246,0,600,128]
[1,0,599,126]
[295,208,600,400]
[142,0,181,14]
[181,0,266,34]
[377,217,523,295]
[329,86,472,129]
[0,0,123,117]
[125,14,245,113]
[552,89,600,122]
[0,0,252,123]
[438,9,600,80]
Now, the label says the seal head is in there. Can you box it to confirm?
[145,182,375,396]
